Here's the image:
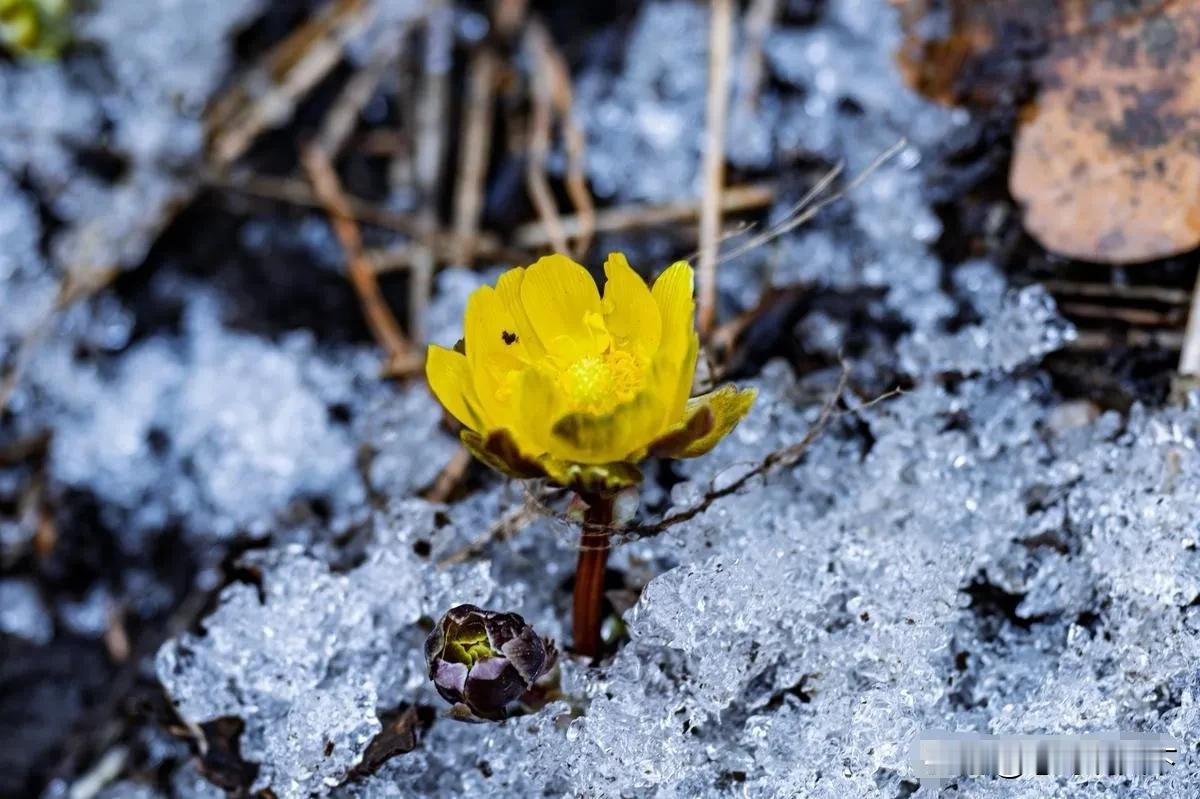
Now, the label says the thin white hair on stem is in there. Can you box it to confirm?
[700,138,908,268]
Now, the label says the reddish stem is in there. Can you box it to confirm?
[572,493,614,660]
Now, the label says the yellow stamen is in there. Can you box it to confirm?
[558,349,645,414]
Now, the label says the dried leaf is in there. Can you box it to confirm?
[1010,0,1200,263]
[893,0,1169,107]
[343,705,433,782]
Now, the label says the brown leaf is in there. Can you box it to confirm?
[893,0,1169,107]
[343,705,434,782]
[1010,0,1200,263]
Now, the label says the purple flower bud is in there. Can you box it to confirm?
[425,604,554,720]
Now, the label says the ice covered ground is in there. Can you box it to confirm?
[0,0,267,367]
[151,284,1200,798]
[4,0,1200,797]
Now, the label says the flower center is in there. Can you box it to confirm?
[445,626,496,667]
[559,349,644,414]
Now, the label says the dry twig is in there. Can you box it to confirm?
[316,37,403,159]
[437,485,566,567]
[421,446,473,503]
[206,170,514,263]
[1180,268,1200,375]
[549,52,596,256]
[0,267,118,412]
[1072,328,1183,351]
[450,0,529,264]
[524,19,596,258]
[613,366,852,541]
[409,2,454,343]
[451,48,500,264]
[1041,279,1191,305]
[301,145,420,375]
[66,747,129,799]
[697,0,735,336]
[514,182,775,249]
[368,183,775,273]
[1058,302,1183,327]
[524,24,570,255]
[207,0,374,168]
[736,0,780,110]
[712,139,907,266]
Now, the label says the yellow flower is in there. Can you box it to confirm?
[426,253,756,493]
[0,0,69,58]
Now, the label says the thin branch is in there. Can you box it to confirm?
[450,0,527,265]
[621,367,852,539]
[410,1,453,343]
[437,485,566,567]
[560,108,595,258]
[680,167,840,265]
[1058,302,1183,327]
[524,22,571,255]
[714,139,907,266]
[366,239,527,273]
[65,747,129,799]
[206,171,422,233]
[300,145,419,375]
[1180,267,1200,374]
[493,0,529,34]
[0,267,118,412]
[363,182,775,274]
[316,36,403,159]
[698,0,734,337]
[207,0,374,168]
[421,446,473,503]
[205,170,513,263]
[1072,328,1183,351]
[535,20,595,257]
[736,0,780,111]
[514,182,774,249]
[451,48,499,265]
[1041,279,1190,305]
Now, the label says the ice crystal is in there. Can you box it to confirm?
[39,295,368,543]
[0,578,54,645]
[899,285,1078,376]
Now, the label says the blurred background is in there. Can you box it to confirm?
[2,0,1200,797]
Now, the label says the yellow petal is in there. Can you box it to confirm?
[601,253,661,356]
[463,285,526,428]
[550,386,664,463]
[464,285,526,371]
[425,345,484,431]
[668,385,757,459]
[651,261,698,420]
[646,402,715,458]
[494,266,547,360]
[512,367,563,457]
[2,10,38,50]
[669,330,699,423]
[519,254,605,360]
[651,261,695,346]
[460,429,546,480]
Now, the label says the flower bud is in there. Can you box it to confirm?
[425,604,554,720]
